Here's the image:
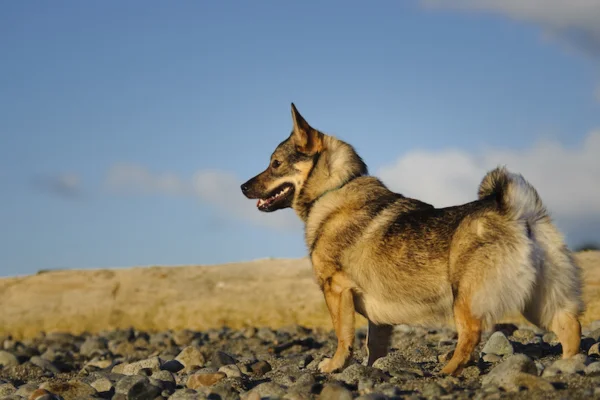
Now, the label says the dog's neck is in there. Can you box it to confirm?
[294,135,368,222]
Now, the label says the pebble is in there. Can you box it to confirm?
[585,362,600,376]
[542,354,590,377]
[588,342,600,356]
[39,380,98,399]
[79,336,108,357]
[115,375,161,399]
[89,376,113,393]
[542,332,560,345]
[219,364,244,378]
[211,350,238,368]
[0,350,19,367]
[333,363,389,386]
[175,345,206,369]
[112,356,163,375]
[250,360,272,376]
[319,383,353,400]
[0,382,17,397]
[29,356,61,374]
[512,329,537,342]
[587,328,600,342]
[482,331,514,356]
[482,354,554,392]
[186,372,227,389]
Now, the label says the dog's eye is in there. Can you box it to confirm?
[271,160,281,169]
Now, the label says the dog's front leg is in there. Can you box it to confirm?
[318,273,356,373]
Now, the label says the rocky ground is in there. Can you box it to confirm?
[1,322,600,400]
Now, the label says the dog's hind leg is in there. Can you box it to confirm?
[441,296,482,376]
[522,220,584,358]
[365,321,393,366]
[318,273,356,373]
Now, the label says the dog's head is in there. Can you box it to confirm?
[240,103,324,213]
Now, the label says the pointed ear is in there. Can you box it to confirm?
[290,103,323,155]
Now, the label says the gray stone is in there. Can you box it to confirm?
[482,353,502,363]
[80,336,108,357]
[175,346,206,369]
[244,381,287,398]
[542,354,590,377]
[482,354,554,392]
[587,328,600,342]
[90,376,114,393]
[115,375,161,399]
[112,356,163,375]
[482,331,514,356]
[421,382,447,397]
[542,332,559,345]
[512,329,537,343]
[39,380,98,399]
[211,351,238,368]
[250,360,272,376]
[15,383,39,398]
[333,363,389,386]
[0,350,19,367]
[319,383,353,400]
[167,388,200,399]
[161,359,185,373]
[356,395,388,400]
[588,342,600,357]
[0,382,17,397]
[219,364,243,378]
[30,356,61,374]
[584,361,600,376]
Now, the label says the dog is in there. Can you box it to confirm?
[240,103,584,375]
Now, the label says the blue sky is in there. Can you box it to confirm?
[1,1,599,276]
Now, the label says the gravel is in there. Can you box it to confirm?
[1,321,600,399]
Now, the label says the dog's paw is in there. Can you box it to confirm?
[318,357,341,373]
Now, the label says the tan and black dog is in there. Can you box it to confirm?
[241,103,584,375]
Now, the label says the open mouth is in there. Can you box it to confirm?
[257,182,295,212]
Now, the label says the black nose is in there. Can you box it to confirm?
[241,183,249,194]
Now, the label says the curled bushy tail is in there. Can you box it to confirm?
[478,166,547,223]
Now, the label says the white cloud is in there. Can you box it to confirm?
[420,0,600,57]
[105,163,190,196]
[32,172,82,198]
[105,163,301,230]
[378,130,600,240]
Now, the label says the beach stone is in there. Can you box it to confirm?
[250,360,272,376]
[175,345,206,369]
[542,354,590,377]
[211,351,238,368]
[79,336,108,357]
[585,362,600,376]
[482,354,554,392]
[588,342,600,357]
[219,364,244,378]
[39,380,98,400]
[29,356,61,374]
[186,372,227,389]
[319,383,353,400]
[542,332,560,345]
[0,382,17,397]
[482,331,514,356]
[115,375,161,399]
[0,351,19,367]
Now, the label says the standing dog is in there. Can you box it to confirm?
[241,103,584,375]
